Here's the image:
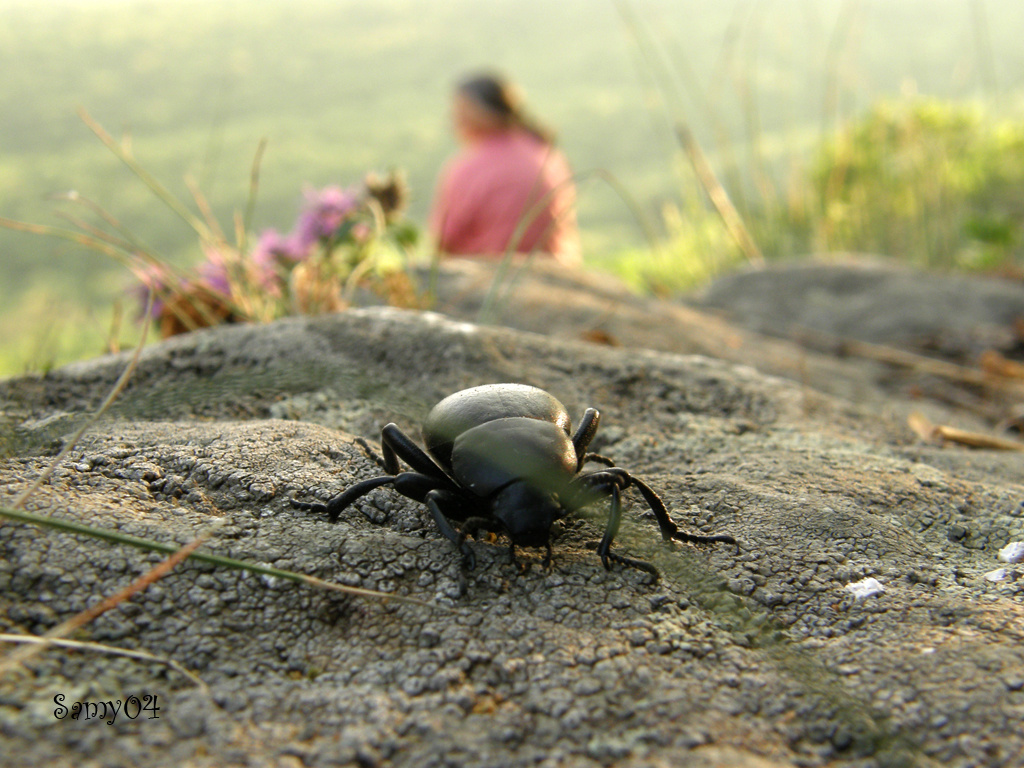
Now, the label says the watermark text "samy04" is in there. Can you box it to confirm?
[54,694,160,724]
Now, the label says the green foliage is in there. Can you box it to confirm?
[0,288,121,376]
[810,99,1024,270]
[618,99,1024,296]
[592,199,744,295]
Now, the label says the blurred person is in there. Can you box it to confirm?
[429,73,581,266]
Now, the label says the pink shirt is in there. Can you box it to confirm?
[430,129,580,264]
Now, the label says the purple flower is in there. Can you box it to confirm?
[252,229,285,264]
[306,184,359,224]
[252,227,310,265]
[247,231,289,294]
[131,264,173,318]
[197,246,232,296]
[291,185,359,251]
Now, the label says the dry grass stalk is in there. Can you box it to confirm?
[0,528,215,677]
[908,411,1024,452]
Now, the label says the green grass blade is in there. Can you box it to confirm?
[77,108,215,244]
[0,505,441,609]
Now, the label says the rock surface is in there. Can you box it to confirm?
[1,259,1023,767]
[689,257,1024,362]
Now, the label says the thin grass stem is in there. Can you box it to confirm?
[0,523,216,675]
[10,294,153,510]
[673,123,763,266]
[77,108,215,243]
[0,634,206,689]
[0,505,441,609]
[241,138,268,253]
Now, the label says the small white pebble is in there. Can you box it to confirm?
[845,577,885,599]
[998,541,1024,564]
[985,568,1008,582]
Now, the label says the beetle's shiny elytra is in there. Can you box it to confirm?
[293,383,737,575]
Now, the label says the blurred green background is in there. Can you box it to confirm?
[2,0,1023,375]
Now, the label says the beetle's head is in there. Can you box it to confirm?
[491,480,563,547]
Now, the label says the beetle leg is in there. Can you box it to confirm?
[592,481,661,577]
[508,542,525,572]
[459,516,502,542]
[619,473,672,540]
[391,472,449,503]
[573,467,735,574]
[582,452,616,467]
[601,550,660,578]
[571,408,601,469]
[596,481,623,569]
[628,475,739,552]
[292,475,397,522]
[380,423,452,483]
[565,466,625,509]
[294,471,451,524]
[425,489,477,569]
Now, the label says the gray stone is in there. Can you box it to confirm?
[1,261,1022,767]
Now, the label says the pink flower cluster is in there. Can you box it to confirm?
[136,185,362,319]
[253,185,360,269]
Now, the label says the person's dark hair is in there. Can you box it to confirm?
[457,73,555,145]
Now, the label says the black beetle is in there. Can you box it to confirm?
[292,383,737,576]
